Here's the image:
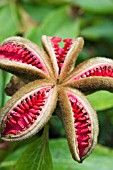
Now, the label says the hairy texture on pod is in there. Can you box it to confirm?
[0,36,54,81]
[42,35,84,80]
[0,80,58,141]
[58,87,98,162]
[63,57,113,94]
[0,35,113,163]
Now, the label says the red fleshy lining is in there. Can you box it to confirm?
[2,87,51,136]
[51,37,73,74]
[0,42,47,73]
[67,93,92,157]
[72,64,113,80]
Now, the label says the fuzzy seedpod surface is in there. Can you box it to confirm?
[0,35,113,162]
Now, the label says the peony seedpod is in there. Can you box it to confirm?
[0,35,113,162]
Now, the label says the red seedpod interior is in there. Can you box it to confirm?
[2,87,51,137]
[67,92,92,158]
[51,37,73,74]
[0,42,47,73]
[72,64,113,80]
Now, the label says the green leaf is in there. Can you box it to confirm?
[87,91,113,111]
[22,3,55,23]
[3,72,12,104]
[75,0,113,14]
[0,136,38,169]
[0,3,19,42]
[24,7,80,45]
[0,0,8,7]
[50,139,113,170]
[42,0,72,5]
[21,0,72,5]
[24,26,42,46]
[0,71,12,108]
[41,7,80,38]
[1,138,113,169]
[81,20,113,41]
[0,71,11,108]
[0,70,4,108]
[0,145,27,169]
[15,126,53,170]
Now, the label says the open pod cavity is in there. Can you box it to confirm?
[63,57,113,94]
[42,35,84,81]
[0,80,58,141]
[58,87,99,162]
[0,36,54,81]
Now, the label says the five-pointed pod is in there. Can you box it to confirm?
[0,35,113,163]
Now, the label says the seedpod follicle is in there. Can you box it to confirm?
[0,35,113,163]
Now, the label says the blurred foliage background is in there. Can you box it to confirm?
[0,0,113,169]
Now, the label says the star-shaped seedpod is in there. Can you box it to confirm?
[63,57,113,94]
[0,35,113,163]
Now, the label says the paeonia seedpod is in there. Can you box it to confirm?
[0,80,57,141]
[0,35,113,163]
[63,57,113,94]
[58,87,98,162]
[0,37,54,82]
